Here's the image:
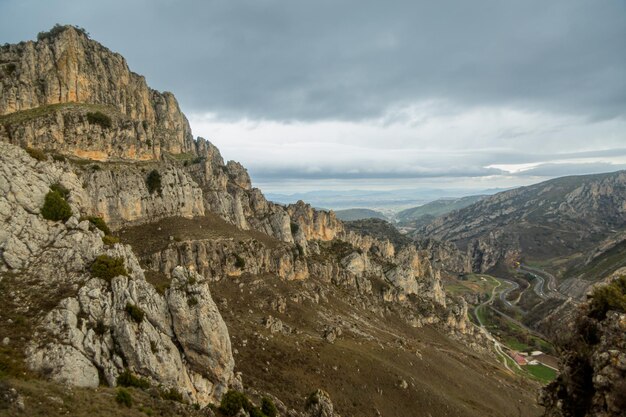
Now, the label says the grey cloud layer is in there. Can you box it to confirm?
[1,0,625,121]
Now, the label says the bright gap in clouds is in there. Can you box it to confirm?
[187,103,626,194]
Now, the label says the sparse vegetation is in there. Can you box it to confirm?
[160,387,184,402]
[85,216,112,235]
[102,235,120,245]
[219,390,254,416]
[234,254,246,269]
[261,397,278,417]
[90,255,127,281]
[86,111,112,129]
[588,275,626,320]
[41,187,72,222]
[37,24,90,41]
[117,370,150,389]
[51,153,66,162]
[146,170,163,195]
[115,387,133,407]
[125,303,145,323]
[3,63,16,76]
[25,147,47,161]
[290,222,300,234]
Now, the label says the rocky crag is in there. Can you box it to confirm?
[0,26,541,417]
[540,270,626,417]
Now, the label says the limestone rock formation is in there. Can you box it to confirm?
[0,143,233,405]
[0,25,194,160]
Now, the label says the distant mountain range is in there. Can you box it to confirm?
[266,187,507,211]
[334,208,388,221]
[395,195,486,227]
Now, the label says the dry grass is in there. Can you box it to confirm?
[211,273,543,417]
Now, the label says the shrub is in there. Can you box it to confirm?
[94,320,108,336]
[86,111,112,129]
[102,235,119,245]
[86,216,111,235]
[249,408,267,417]
[161,387,184,402]
[234,254,246,269]
[41,189,72,222]
[25,147,47,161]
[588,276,626,320]
[37,24,89,41]
[146,170,162,195]
[125,303,145,323]
[90,255,127,281]
[51,153,66,162]
[261,397,278,417]
[290,222,300,234]
[117,370,150,389]
[115,387,132,407]
[50,183,70,199]
[4,63,16,76]
[219,391,253,416]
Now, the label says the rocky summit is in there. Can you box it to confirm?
[0,25,623,417]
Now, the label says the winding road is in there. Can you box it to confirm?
[519,264,562,299]
[472,278,522,372]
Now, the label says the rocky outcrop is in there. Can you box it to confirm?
[149,238,308,282]
[540,275,626,417]
[305,389,339,417]
[82,163,205,229]
[0,25,194,160]
[0,143,233,405]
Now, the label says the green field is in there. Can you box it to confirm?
[524,364,557,383]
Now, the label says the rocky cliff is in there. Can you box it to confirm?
[540,271,626,417]
[0,25,194,160]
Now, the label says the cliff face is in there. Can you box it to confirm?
[0,26,195,160]
[0,143,234,405]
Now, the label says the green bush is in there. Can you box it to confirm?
[85,216,111,235]
[50,183,70,199]
[261,397,278,417]
[290,222,300,234]
[125,303,145,323]
[146,170,162,195]
[37,24,89,41]
[115,388,132,407]
[117,370,150,389]
[588,276,626,320]
[219,391,253,416]
[25,147,47,161]
[86,111,112,129]
[102,235,120,245]
[41,189,72,222]
[161,387,184,402]
[90,255,127,281]
[51,153,66,162]
[234,254,246,269]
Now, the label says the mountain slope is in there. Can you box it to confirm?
[334,208,388,221]
[396,195,486,226]
[420,171,626,272]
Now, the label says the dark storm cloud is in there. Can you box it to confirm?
[1,0,624,121]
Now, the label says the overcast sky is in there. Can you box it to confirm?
[2,0,625,194]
